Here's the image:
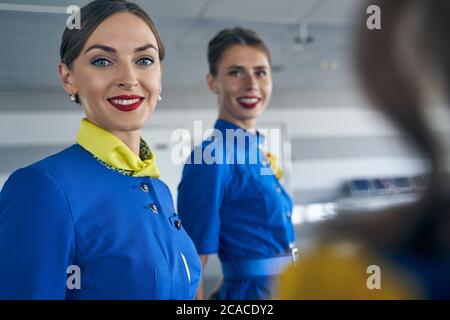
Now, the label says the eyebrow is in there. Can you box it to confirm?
[84,43,158,54]
[228,65,268,70]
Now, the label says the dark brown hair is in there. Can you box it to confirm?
[60,0,165,104]
[207,27,271,77]
[326,0,450,256]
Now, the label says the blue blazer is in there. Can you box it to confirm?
[0,144,201,299]
[178,119,295,299]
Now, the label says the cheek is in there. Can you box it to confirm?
[222,81,240,97]
[262,81,273,98]
[141,76,161,95]
[76,71,111,99]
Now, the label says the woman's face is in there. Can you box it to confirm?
[208,44,272,125]
[59,12,162,133]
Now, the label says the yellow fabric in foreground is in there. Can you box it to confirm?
[77,118,160,178]
[277,242,421,299]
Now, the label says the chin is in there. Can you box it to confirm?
[241,110,262,120]
[124,120,147,132]
[109,117,147,132]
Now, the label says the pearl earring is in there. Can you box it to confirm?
[69,94,76,102]
[157,94,162,101]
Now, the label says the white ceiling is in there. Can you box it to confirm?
[0,0,365,91]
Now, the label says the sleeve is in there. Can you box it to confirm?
[0,166,75,299]
[177,147,229,255]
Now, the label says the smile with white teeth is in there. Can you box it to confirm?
[237,98,260,104]
[110,98,140,105]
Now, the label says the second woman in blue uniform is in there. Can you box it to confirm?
[177,27,296,300]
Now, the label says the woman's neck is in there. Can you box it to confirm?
[83,117,142,156]
[218,112,257,132]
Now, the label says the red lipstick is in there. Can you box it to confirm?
[107,95,145,112]
[237,96,261,109]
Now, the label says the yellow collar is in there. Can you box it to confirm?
[265,151,284,180]
[76,118,160,178]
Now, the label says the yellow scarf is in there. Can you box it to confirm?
[266,151,284,180]
[77,118,160,178]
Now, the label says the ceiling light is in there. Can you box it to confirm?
[294,22,314,45]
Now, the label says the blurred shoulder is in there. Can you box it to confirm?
[278,240,421,299]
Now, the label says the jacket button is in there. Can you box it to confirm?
[140,183,149,192]
[175,220,182,230]
[149,203,158,213]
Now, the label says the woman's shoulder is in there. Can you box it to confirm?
[277,240,421,299]
[2,144,91,193]
[181,139,233,177]
[0,159,75,224]
[31,144,89,171]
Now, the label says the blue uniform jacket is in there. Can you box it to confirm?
[177,119,295,299]
[0,144,201,299]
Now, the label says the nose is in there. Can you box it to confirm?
[117,62,138,90]
[244,73,258,92]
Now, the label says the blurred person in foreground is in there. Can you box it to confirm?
[278,0,450,299]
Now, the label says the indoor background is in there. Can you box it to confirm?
[1,0,448,295]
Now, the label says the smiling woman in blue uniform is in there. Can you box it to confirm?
[177,28,296,300]
[0,0,200,299]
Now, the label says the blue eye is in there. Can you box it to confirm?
[90,58,112,67]
[137,57,154,66]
